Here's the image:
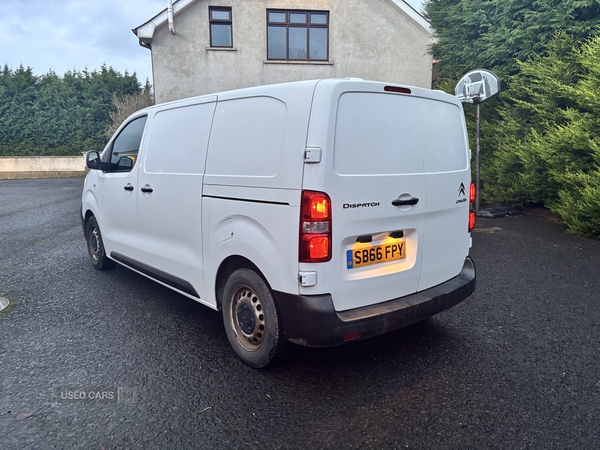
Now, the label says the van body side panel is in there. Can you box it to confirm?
[136,98,217,302]
[201,189,301,306]
[204,82,317,190]
[202,85,315,305]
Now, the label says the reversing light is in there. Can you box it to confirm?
[384,86,412,94]
[300,191,332,263]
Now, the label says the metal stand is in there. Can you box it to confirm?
[454,68,501,217]
[476,103,481,215]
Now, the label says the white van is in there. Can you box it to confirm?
[82,79,476,368]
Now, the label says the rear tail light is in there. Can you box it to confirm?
[469,210,476,232]
[469,182,477,203]
[468,181,476,232]
[299,191,332,263]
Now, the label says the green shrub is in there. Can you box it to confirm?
[0,65,145,157]
[481,33,600,238]
[554,171,600,238]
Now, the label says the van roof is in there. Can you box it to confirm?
[134,78,461,118]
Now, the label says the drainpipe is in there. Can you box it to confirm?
[167,0,176,35]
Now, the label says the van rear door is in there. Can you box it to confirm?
[416,98,471,291]
[300,81,470,313]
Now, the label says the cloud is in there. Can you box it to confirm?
[0,0,427,83]
[403,0,425,13]
[0,0,165,82]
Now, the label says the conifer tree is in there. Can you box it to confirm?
[0,66,146,156]
[425,0,600,78]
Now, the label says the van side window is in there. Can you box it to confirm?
[108,116,147,172]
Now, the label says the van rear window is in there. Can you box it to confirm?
[334,93,467,175]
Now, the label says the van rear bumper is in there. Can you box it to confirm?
[274,257,476,347]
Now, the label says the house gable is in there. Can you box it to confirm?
[134,0,434,103]
[133,0,197,47]
[133,0,432,47]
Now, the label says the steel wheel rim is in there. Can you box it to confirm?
[229,285,266,352]
[88,226,100,261]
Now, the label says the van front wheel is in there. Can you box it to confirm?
[85,216,116,271]
[222,268,287,368]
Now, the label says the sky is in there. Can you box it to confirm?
[0,0,425,87]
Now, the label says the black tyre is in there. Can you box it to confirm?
[222,268,288,368]
[85,216,116,271]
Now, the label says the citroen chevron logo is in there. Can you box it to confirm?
[458,183,466,197]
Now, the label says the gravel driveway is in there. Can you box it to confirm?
[0,178,599,449]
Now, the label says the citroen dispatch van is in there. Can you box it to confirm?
[82,79,476,368]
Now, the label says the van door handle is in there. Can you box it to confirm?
[392,197,419,206]
[141,185,153,193]
[123,184,134,191]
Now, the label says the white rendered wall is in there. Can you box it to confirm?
[150,0,433,103]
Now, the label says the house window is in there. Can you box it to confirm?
[209,7,232,47]
[267,10,329,61]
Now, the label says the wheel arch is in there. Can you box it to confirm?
[215,256,268,311]
[83,209,95,222]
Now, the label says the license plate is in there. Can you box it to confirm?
[346,241,406,269]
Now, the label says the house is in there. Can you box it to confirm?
[133,0,434,104]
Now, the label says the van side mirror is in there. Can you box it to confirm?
[86,151,102,170]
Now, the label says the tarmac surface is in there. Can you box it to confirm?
[0,177,599,449]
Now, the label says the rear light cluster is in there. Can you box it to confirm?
[299,191,332,263]
[468,181,476,232]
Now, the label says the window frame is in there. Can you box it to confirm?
[209,6,233,48]
[103,116,148,173]
[266,9,329,61]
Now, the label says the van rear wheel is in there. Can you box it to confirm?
[85,216,116,271]
[222,268,287,368]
